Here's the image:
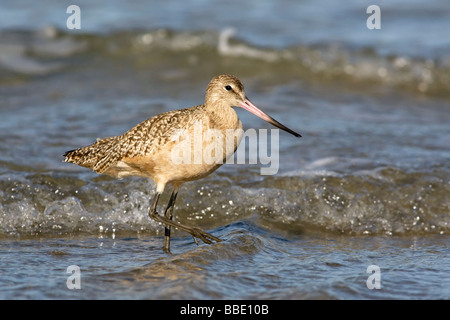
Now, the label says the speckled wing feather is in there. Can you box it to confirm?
[64,105,205,174]
[63,135,119,170]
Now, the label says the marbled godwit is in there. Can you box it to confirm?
[64,74,301,252]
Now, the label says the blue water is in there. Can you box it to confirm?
[1,0,449,57]
[0,0,449,300]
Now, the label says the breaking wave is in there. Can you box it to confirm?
[1,27,449,98]
[1,162,448,238]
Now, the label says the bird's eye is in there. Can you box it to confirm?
[225,85,232,91]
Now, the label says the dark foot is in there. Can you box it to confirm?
[188,227,222,245]
[150,212,221,245]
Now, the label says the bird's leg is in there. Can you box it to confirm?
[149,191,161,216]
[162,191,178,253]
[148,192,222,248]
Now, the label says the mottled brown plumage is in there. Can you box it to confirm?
[64,74,300,252]
[65,106,209,177]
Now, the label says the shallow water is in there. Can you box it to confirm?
[0,1,449,300]
[1,227,449,300]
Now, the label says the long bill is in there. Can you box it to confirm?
[239,98,302,138]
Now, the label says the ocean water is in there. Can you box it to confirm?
[0,0,449,300]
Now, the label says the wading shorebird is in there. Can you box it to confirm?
[64,74,301,252]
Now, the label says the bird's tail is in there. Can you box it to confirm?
[63,136,118,172]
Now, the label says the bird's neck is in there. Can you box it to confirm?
[205,102,240,131]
